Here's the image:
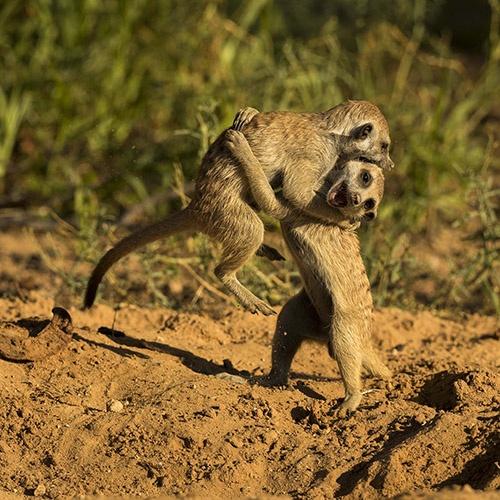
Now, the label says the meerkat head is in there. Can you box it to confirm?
[324,100,394,171]
[323,160,384,223]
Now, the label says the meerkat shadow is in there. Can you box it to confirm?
[97,326,251,379]
[290,371,340,383]
[294,381,327,401]
[250,373,340,397]
[73,332,151,360]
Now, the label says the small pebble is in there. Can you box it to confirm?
[228,435,244,448]
[263,429,279,444]
[414,413,427,425]
[253,407,264,418]
[34,484,46,496]
[107,400,124,413]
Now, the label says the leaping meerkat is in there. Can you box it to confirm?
[226,129,391,414]
[84,101,393,315]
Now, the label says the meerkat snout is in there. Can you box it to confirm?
[364,198,375,210]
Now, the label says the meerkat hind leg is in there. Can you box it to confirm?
[265,289,326,386]
[215,261,276,316]
[213,210,276,316]
[331,315,364,415]
[363,347,392,379]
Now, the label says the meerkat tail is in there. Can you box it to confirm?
[83,207,199,309]
[362,347,392,379]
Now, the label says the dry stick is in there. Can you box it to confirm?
[190,285,205,306]
[178,262,233,304]
[112,308,118,332]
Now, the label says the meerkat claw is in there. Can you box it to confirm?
[254,300,277,316]
[336,393,362,417]
[232,106,259,131]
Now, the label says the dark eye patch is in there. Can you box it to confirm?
[353,122,373,140]
[364,198,375,210]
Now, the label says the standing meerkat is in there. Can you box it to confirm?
[84,101,393,315]
[226,129,391,414]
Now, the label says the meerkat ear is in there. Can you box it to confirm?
[352,123,373,140]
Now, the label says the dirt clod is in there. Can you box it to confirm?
[0,307,72,362]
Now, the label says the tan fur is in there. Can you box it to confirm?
[227,128,384,225]
[84,101,393,315]
[278,219,392,415]
[225,130,391,414]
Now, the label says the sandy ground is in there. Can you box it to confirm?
[0,230,498,499]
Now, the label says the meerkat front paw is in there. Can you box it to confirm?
[226,129,254,160]
[232,106,259,131]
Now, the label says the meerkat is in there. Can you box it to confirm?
[84,101,393,315]
[226,129,391,414]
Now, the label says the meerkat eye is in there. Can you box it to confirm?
[360,170,372,186]
[381,142,389,152]
[353,123,373,140]
[364,198,375,210]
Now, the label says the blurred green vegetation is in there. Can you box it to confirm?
[1,0,498,313]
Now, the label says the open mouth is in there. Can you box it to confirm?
[328,183,349,207]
